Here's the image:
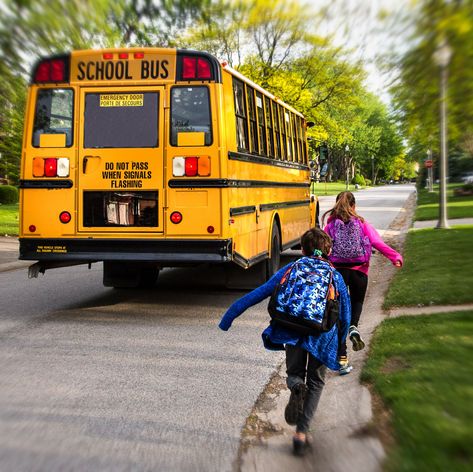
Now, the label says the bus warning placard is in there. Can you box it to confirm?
[100,94,143,107]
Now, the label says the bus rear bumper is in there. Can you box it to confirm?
[19,238,233,264]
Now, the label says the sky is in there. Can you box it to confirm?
[316,0,411,104]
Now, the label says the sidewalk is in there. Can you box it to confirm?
[412,217,473,229]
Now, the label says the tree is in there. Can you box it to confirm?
[388,0,473,167]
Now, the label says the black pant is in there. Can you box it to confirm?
[336,268,368,357]
[286,345,326,433]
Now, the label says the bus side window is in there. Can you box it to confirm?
[233,78,249,152]
[32,89,73,147]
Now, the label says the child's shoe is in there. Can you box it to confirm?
[292,434,310,457]
[284,383,307,425]
[349,325,365,351]
[339,356,353,375]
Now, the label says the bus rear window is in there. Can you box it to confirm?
[84,92,159,148]
[33,89,73,147]
[171,87,212,146]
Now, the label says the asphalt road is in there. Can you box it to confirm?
[0,184,415,472]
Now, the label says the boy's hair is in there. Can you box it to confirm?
[301,228,332,256]
[322,191,364,225]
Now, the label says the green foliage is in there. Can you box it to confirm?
[0,185,18,203]
[389,0,473,165]
[384,226,473,307]
[415,184,473,221]
[0,203,19,236]
[362,312,473,472]
[351,174,366,186]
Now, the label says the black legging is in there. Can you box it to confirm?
[336,268,368,357]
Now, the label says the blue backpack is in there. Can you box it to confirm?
[268,256,340,336]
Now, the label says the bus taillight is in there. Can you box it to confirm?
[32,56,69,83]
[33,157,70,177]
[44,158,58,177]
[172,156,210,177]
[185,156,198,176]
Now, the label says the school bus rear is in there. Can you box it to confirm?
[19,48,231,287]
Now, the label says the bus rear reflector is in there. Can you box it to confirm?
[29,225,36,233]
[170,211,182,224]
[59,211,71,224]
[185,156,198,176]
[44,158,58,177]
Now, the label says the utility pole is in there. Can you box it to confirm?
[433,40,452,229]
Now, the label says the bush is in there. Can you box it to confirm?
[365,178,372,186]
[0,185,18,203]
[351,174,366,186]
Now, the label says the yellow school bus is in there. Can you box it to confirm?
[19,48,317,287]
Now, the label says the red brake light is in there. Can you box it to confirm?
[185,156,198,176]
[134,52,144,59]
[44,158,57,177]
[59,211,71,224]
[50,59,66,81]
[182,57,197,79]
[33,57,69,83]
[103,53,113,60]
[170,211,183,224]
[197,58,211,79]
[35,62,50,82]
[119,52,129,59]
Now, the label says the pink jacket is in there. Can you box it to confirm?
[324,217,403,275]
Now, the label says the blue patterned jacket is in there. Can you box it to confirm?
[218,259,351,371]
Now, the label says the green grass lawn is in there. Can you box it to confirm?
[0,203,19,236]
[362,311,473,472]
[415,184,473,221]
[384,226,473,308]
[310,181,365,196]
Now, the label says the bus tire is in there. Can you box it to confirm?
[266,222,281,279]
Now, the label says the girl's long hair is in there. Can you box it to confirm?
[322,191,364,225]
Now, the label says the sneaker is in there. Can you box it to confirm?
[339,355,353,375]
[293,435,310,457]
[285,383,307,425]
[349,325,365,351]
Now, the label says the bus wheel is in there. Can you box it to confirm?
[266,222,281,279]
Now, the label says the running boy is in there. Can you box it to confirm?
[219,228,351,456]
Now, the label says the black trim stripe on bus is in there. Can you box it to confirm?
[259,199,310,212]
[228,151,309,171]
[19,179,73,189]
[230,205,257,217]
[168,179,309,189]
